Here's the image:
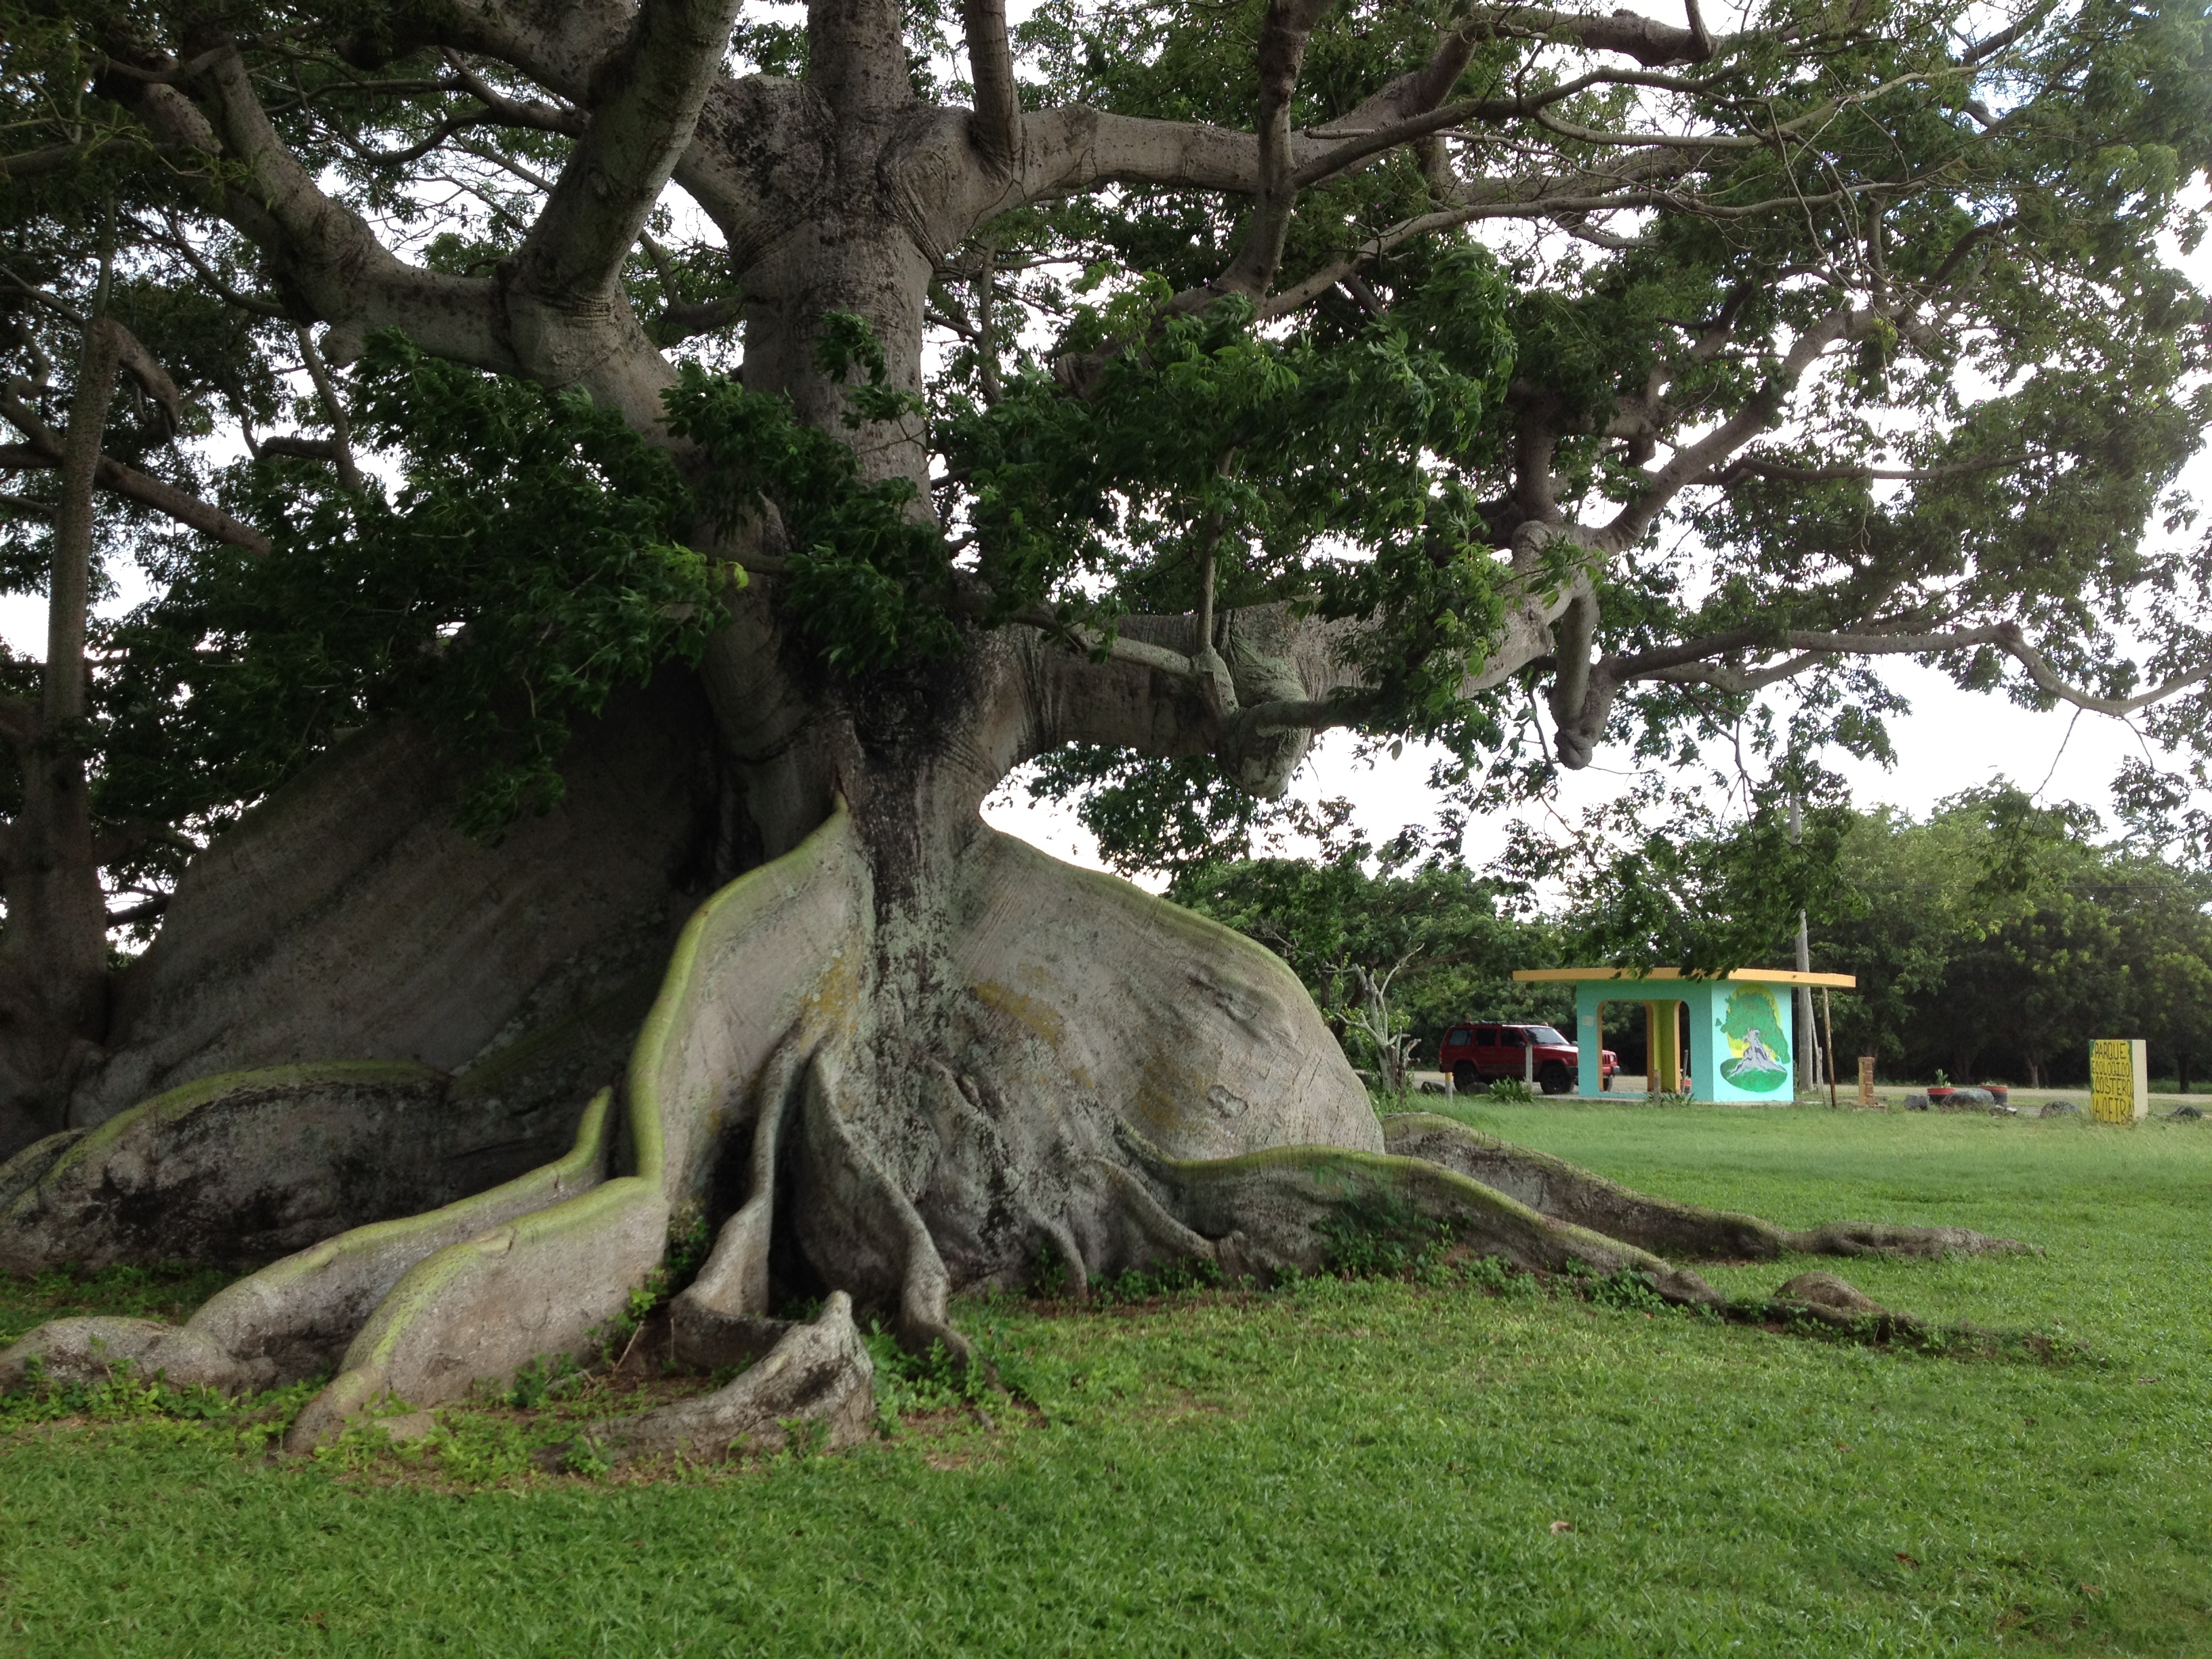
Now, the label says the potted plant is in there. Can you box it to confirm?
[1980,1082,2010,1106]
[1927,1069,1954,1105]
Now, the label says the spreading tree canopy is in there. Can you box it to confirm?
[0,0,2204,1451]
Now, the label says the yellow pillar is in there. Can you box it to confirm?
[1647,1002,1681,1093]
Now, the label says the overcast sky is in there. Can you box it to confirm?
[985,653,2188,889]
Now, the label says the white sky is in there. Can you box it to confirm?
[984,658,2189,888]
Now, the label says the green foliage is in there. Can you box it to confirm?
[1504,778,1859,980]
[0,1353,321,1441]
[5,0,2211,946]
[588,1206,713,1362]
[0,1259,234,1346]
[1815,785,2212,1084]
[1170,813,1572,1063]
[859,1327,975,1410]
[501,1353,581,1412]
[666,333,953,673]
[1316,1189,1452,1281]
[945,263,1513,657]
[106,335,731,836]
[1087,1256,1223,1303]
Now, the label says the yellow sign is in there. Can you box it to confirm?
[2089,1039,2148,1125]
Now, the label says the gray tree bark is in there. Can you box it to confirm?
[0,0,2076,1440]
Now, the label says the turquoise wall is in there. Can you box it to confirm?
[1574,979,1795,1103]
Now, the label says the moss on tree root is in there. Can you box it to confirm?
[1,808,2054,1450]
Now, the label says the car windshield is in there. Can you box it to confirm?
[1526,1026,1568,1046]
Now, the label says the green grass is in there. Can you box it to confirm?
[0,1261,238,1345]
[3,1104,2208,1657]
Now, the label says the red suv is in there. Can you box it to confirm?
[1439,1022,1616,1096]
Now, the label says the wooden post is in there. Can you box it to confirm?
[1823,988,1837,1109]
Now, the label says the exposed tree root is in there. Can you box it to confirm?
[668,1040,804,1372]
[795,1051,969,1361]
[1732,1271,2088,1364]
[0,1063,493,1274]
[563,1292,876,1467]
[1779,1222,2033,1259]
[0,805,2053,1450]
[1120,1128,1725,1309]
[1382,1115,2032,1261]
[30,678,731,1155]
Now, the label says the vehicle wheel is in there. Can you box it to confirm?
[1540,1062,1572,1095]
[1452,1062,1478,1094]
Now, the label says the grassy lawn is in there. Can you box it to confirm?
[2,1103,2207,1657]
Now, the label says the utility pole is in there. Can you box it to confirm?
[1790,796,1818,1097]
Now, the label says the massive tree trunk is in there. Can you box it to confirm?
[0,314,144,1155]
[0,627,2025,1448]
[0,0,2068,1444]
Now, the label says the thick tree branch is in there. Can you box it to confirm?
[0,137,171,180]
[514,0,745,302]
[1217,0,1339,300]
[962,0,1022,176]
[122,62,512,376]
[1471,5,1723,66]
[47,321,124,732]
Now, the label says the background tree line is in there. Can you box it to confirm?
[1174,784,2212,1090]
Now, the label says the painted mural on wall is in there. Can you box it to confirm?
[1717,986,1793,1094]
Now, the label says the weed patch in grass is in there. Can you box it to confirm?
[0,1259,236,1346]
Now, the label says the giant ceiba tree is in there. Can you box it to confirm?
[0,0,2207,1452]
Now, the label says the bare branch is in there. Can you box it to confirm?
[1470,5,1722,66]
[1711,452,2024,486]
[294,325,363,491]
[0,392,273,556]
[148,216,291,316]
[0,136,170,180]
[1612,624,2212,719]
[1217,0,1340,300]
[1290,69,1726,189]
[1597,305,1884,550]
[440,53,587,136]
